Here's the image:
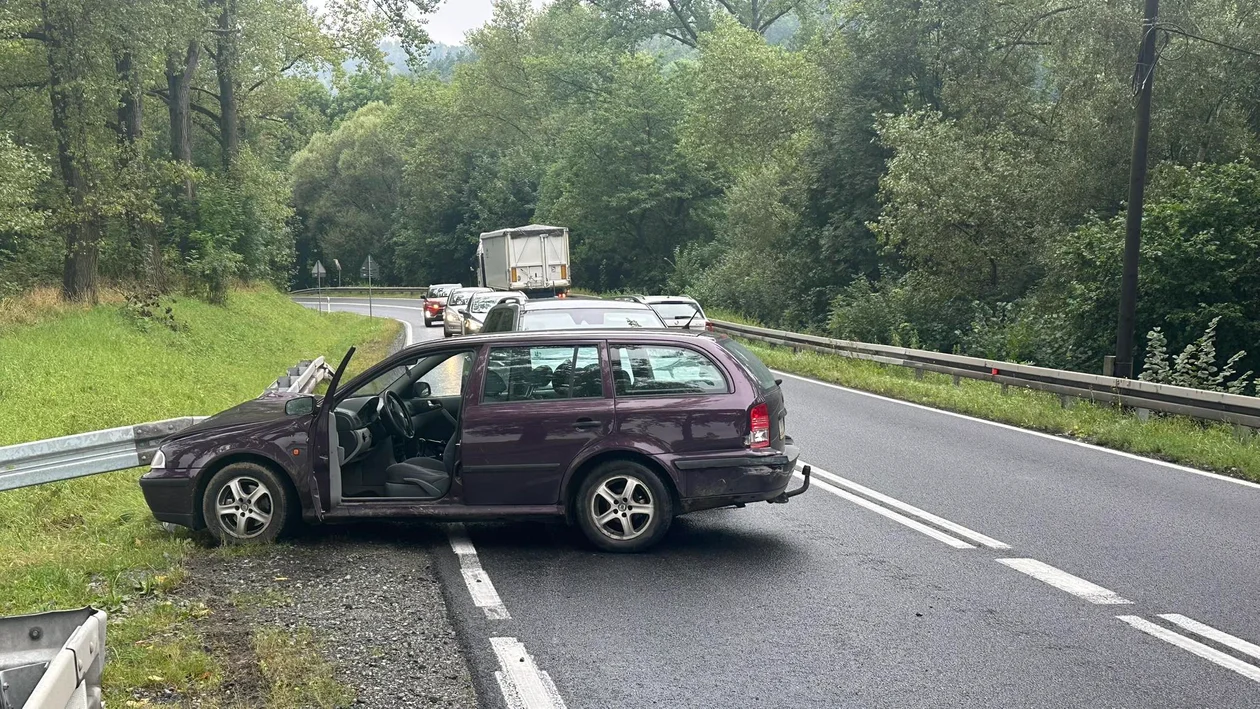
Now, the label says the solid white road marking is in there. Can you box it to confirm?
[448,523,511,620]
[491,637,568,709]
[996,558,1132,604]
[774,369,1260,492]
[801,462,1010,549]
[1118,615,1260,684]
[794,471,975,549]
[1158,614,1260,663]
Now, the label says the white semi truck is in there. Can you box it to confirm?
[476,224,572,298]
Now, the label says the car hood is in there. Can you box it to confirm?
[171,392,305,438]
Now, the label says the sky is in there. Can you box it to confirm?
[427,1,549,45]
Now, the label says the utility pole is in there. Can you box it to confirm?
[1114,0,1159,379]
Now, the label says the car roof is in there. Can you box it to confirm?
[642,295,699,304]
[516,299,655,311]
[474,290,526,300]
[402,328,715,352]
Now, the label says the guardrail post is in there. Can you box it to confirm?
[1234,424,1255,443]
[1136,408,1151,422]
[1060,394,1078,409]
[915,368,925,381]
[952,375,961,387]
[1001,383,1009,394]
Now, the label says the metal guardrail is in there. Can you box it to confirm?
[711,320,1260,431]
[0,358,331,494]
[0,608,106,709]
[289,286,429,297]
[266,356,332,394]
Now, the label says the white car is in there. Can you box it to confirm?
[641,296,710,331]
[443,287,492,337]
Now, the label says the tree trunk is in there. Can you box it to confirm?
[166,41,199,197]
[117,52,167,292]
[216,0,239,168]
[42,0,100,303]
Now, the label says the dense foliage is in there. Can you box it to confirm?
[3,0,1259,383]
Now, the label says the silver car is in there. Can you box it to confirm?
[463,291,528,334]
[443,287,492,337]
[642,296,710,331]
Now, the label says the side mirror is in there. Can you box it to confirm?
[413,381,432,398]
[285,396,316,416]
[457,308,468,315]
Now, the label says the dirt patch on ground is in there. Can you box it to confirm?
[180,523,478,708]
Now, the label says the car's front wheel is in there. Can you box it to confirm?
[575,460,673,552]
[201,463,292,544]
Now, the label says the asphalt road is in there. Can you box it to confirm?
[300,297,1260,708]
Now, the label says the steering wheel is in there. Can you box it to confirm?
[379,390,416,440]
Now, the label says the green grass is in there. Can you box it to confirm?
[0,287,397,705]
[748,343,1260,483]
[254,626,355,709]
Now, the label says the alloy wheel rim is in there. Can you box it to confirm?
[591,474,654,541]
[214,476,274,539]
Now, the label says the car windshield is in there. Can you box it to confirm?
[448,290,476,307]
[520,307,664,330]
[718,337,778,391]
[470,294,511,313]
[650,302,702,320]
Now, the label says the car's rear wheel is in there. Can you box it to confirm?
[575,460,673,552]
[201,463,291,545]
[424,317,434,327]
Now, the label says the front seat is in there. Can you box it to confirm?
[384,429,458,499]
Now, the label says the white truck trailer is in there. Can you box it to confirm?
[476,224,572,298]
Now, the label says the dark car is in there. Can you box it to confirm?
[139,330,806,552]
[480,298,666,334]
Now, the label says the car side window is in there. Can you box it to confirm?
[482,307,511,333]
[611,345,728,397]
[483,345,603,402]
[419,351,474,397]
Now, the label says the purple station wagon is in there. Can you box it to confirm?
[139,330,807,552]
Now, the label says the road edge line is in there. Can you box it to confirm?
[1118,615,1260,684]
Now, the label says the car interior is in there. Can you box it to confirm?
[331,349,475,500]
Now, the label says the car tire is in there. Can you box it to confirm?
[575,460,673,553]
[424,317,434,327]
[201,462,292,545]
[443,329,452,338]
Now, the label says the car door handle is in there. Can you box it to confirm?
[573,418,601,430]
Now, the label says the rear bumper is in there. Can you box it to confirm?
[675,443,801,513]
[138,471,200,528]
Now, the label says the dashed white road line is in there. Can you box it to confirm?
[774,369,1260,492]
[996,558,1132,605]
[1158,614,1260,663]
[448,523,511,620]
[1118,615,1260,684]
[795,470,975,549]
[801,462,1010,549]
[491,637,568,709]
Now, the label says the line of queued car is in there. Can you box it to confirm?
[428,286,713,337]
[139,285,805,553]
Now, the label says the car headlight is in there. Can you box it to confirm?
[465,319,482,333]
[150,449,166,469]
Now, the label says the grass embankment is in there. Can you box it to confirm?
[739,341,1260,484]
[0,287,398,707]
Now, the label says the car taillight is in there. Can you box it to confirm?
[748,402,770,449]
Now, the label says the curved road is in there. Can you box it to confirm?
[299,297,1260,708]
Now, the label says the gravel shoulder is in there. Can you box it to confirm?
[183,523,479,708]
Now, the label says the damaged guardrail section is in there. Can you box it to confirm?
[0,356,331,494]
[0,608,106,709]
[711,319,1260,435]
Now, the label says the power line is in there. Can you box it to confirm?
[1158,24,1260,59]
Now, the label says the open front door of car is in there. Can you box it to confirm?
[307,347,355,521]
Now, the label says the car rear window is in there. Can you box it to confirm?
[650,302,704,321]
[430,285,454,297]
[448,290,475,306]
[718,338,778,391]
[520,308,663,330]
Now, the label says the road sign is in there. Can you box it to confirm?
[360,255,379,279]
[311,260,327,277]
